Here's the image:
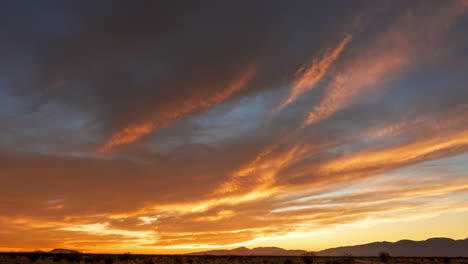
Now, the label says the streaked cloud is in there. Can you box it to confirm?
[303,0,468,127]
[1,0,468,253]
[303,49,409,126]
[100,66,256,152]
[275,34,352,113]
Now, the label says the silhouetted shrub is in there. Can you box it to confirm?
[85,255,101,263]
[343,254,355,264]
[379,252,391,263]
[302,253,315,264]
[118,252,132,261]
[284,258,293,264]
[25,253,41,263]
[173,256,183,264]
[104,256,115,264]
[65,252,82,263]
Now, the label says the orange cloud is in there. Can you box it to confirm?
[275,34,352,112]
[364,104,468,140]
[100,66,257,152]
[303,49,409,126]
[302,1,468,127]
[193,210,236,222]
[319,128,468,179]
[214,143,316,197]
[2,150,468,252]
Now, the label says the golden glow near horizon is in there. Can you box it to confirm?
[1,0,468,255]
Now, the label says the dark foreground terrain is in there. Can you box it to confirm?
[1,253,467,264]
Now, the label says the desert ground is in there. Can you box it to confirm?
[1,253,467,264]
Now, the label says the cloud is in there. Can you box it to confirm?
[275,34,352,113]
[303,49,409,126]
[303,0,468,127]
[1,1,468,253]
[363,104,468,140]
[319,127,468,180]
[0,1,361,153]
[100,65,257,151]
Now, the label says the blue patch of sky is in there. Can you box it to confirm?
[355,152,468,188]
[290,182,370,204]
[0,82,27,114]
[415,152,468,176]
[0,87,100,155]
[150,89,279,154]
[189,91,274,143]
[382,61,468,112]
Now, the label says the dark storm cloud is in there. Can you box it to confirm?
[1,0,366,151]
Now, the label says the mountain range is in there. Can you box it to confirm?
[189,237,468,257]
[188,247,308,256]
[316,238,468,257]
[33,249,80,254]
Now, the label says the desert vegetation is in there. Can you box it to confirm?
[0,252,467,264]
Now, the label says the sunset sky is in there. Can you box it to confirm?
[1,0,468,254]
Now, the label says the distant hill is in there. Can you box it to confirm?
[48,249,80,254]
[188,246,308,256]
[316,238,468,257]
[188,238,468,257]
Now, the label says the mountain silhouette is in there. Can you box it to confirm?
[48,249,80,254]
[316,237,468,257]
[189,237,468,256]
[188,246,308,256]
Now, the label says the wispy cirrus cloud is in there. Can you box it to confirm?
[363,104,468,140]
[303,0,468,127]
[100,66,257,152]
[275,34,352,113]
[303,49,409,126]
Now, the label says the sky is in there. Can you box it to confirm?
[1,0,468,254]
